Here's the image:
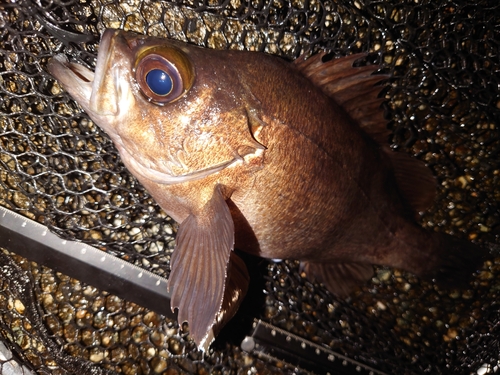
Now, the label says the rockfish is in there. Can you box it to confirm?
[47,29,487,350]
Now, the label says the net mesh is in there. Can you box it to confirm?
[0,0,499,374]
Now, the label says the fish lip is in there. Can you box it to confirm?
[118,144,238,185]
[47,55,94,107]
[88,29,120,116]
[47,29,120,117]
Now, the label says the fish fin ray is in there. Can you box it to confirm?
[300,261,373,297]
[382,146,437,213]
[418,233,488,288]
[168,185,235,349]
[211,252,250,340]
[296,52,437,213]
[294,53,390,144]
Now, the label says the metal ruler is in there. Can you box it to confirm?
[0,205,387,375]
[0,205,174,318]
[242,320,387,375]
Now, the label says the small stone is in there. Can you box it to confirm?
[14,299,25,314]
[151,357,167,373]
[89,348,105,363]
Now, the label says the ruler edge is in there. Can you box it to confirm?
[246,320,388,375]
[0,204,175,318]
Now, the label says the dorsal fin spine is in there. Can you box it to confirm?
[294,52,436,214]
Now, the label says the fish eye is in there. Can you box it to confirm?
[135,49,194,105]
[146,69,173,96]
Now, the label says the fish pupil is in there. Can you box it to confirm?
[146,69,173,96]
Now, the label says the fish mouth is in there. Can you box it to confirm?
[47,55,95,109]
[47,29,121,118]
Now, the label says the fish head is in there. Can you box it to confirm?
[48,29,264,186]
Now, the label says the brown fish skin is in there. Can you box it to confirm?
[47,29,487,350]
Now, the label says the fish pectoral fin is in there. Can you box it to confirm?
[167,185,235,350]
[300,261,374,297]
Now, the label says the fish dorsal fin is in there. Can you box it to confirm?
[381,146,436,213]
[294,52,390,144]
[295,52,436,213]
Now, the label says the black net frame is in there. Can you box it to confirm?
[0,0,499,374]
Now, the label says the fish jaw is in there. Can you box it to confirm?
[47,53,121,131]
[47,29,135,136]
[88,28,119,117]
[116,142,240,185]
[47,55,95,112]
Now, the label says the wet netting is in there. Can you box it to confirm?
[0,0,500,374]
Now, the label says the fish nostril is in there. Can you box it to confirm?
[124,37,138,50]
[121,31,147,51]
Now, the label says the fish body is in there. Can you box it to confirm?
[48,29,487,350]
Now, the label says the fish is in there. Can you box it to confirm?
[47,29,488,351]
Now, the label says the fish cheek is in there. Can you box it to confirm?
[193,67,266,149]
[120,118,158,158]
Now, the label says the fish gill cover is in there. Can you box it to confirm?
[0,0,499,374]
